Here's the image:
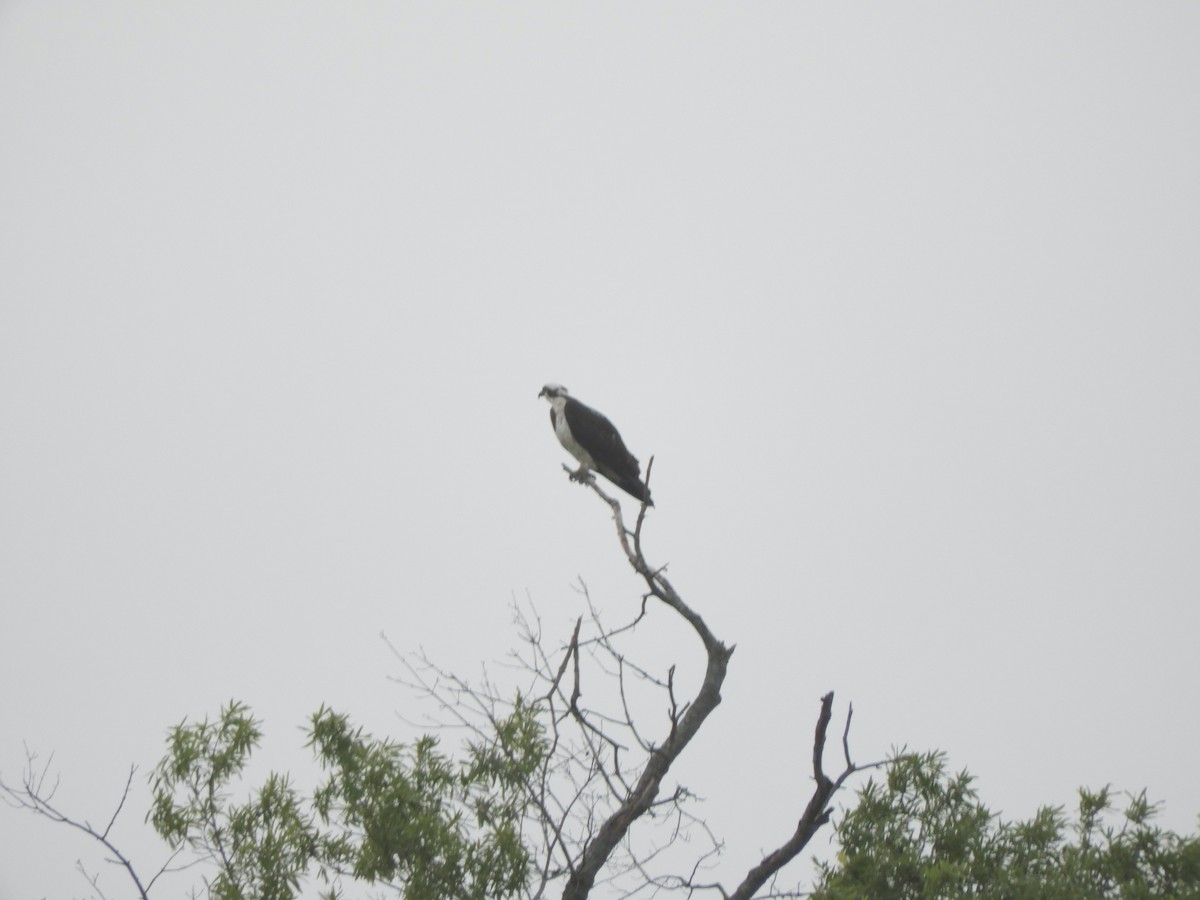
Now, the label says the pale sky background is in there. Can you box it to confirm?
[2,4,1199,899]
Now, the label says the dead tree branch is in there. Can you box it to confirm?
[0,749,186,900]
[560,469,734,900]
[726,695,887,900]
[560,467,882,900]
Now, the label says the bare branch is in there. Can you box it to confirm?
[102,765,136,840]
[842,704,855,771]
[544,617,584,704]
[0,751,154,900]
[726,695,889,900]
[559,476,735,900]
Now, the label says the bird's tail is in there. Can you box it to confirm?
[618,476,654,507]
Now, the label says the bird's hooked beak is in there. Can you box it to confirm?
[538,387,547,398]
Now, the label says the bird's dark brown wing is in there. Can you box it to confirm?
[563,397,641,480]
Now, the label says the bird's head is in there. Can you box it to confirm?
[539,384,569,401]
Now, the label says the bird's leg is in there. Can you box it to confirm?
[568,466,595,485]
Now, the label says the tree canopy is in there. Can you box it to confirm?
[813,750,1200,900]
[144,699,545,900]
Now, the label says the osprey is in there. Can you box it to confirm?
[539,384,654,506]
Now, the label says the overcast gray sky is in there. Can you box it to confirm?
[2,4,1199,898]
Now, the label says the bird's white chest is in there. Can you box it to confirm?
[550,400,595,468]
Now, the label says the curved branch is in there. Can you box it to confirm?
[560,466,882,900]
[562,474,734,900]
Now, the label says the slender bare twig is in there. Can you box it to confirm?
[0,751,188,900]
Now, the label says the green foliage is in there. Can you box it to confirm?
[148,701,316,900]
[813,751,1200,899]
[148,698,546,900]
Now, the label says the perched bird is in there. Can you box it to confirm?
[538,384,654,506]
